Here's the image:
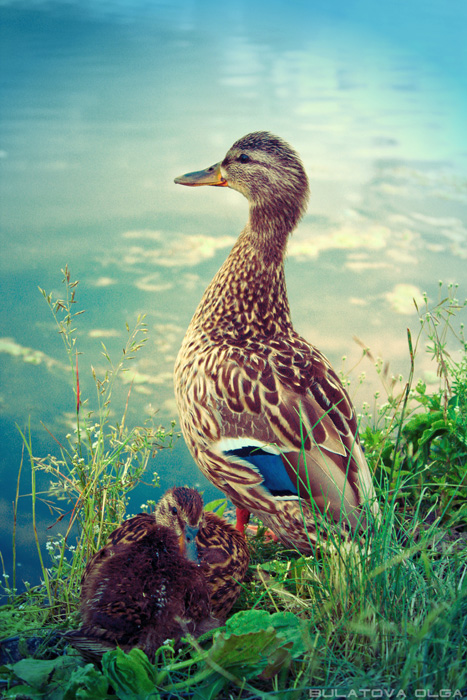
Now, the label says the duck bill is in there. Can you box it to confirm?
[174,162,228,187]
[178,526,200,563]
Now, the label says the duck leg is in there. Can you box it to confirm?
[235,507,250,536]
[235,506,278,542]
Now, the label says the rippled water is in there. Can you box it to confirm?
[1,0,466,587]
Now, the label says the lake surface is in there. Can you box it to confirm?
[1,0,466,590]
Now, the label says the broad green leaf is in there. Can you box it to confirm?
[102,648,159,700]
[63,663,110,699]
[183,609,308,696]
[223,609,308,657]
[419,421,448,446]
[8,655,79,689]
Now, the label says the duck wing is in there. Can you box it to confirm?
[182,333,375,533]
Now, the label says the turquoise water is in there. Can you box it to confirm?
[1,0,466,589]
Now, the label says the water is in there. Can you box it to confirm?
[1,0,466,589]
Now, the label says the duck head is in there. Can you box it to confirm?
[175,131,310,229]
[155,487,204,563]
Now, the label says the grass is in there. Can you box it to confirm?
[1,267,175,619]
[0,272,466,699]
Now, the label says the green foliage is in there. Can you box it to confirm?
[361,282,467,524]
[2,267,174,620]
[1,610,310,699]
[1,655,94,699]
[0,604,49,641]
[203,498,228,517]
[363,373,467,522]
[101,648,160,699]
[184,609,309,695]
[400,375,467,520]
[2,522,466,698]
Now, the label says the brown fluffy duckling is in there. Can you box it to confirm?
[67,487,248,661]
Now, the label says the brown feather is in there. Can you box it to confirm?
[197,511,249,621]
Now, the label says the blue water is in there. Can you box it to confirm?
[1,0,466,591]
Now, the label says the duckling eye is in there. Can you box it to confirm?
[171,506,178,515]
[238,153,250,164]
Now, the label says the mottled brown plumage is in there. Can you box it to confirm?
[198,511,249,621]
[174,132,379,553]
[66,488,248,662]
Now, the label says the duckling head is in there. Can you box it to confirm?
[155,487,204,562]
[175,131,310,234]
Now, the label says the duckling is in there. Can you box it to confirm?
[68,488,212,662]
[67,487,248,662]
[198,509,249,622]
[174,132,379,554]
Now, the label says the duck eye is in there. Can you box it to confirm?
[238,153,250,164]
[171,506,178,515]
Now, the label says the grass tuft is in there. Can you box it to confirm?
[2,267,174,623]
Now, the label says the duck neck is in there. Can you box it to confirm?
[192,209,295,342]
[249,197,301,264]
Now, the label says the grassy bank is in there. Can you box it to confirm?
[1,271,466,699]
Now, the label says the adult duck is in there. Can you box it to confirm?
[67,487,248,661]
[174,132,378,554]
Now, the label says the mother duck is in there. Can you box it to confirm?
[174,132,378,553]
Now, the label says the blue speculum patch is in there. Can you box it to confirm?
[224,446,298,497]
